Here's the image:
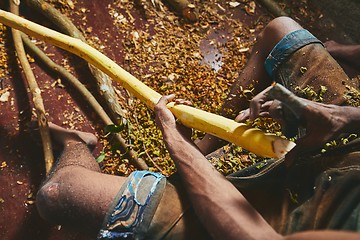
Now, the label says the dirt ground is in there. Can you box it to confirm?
[0,0,358,239]
[309,0,360,44]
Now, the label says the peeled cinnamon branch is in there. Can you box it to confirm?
[0,10,295,158]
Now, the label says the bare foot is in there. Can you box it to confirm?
[324,40,345,58]
[48,122,97,149]
[324,40,360,68]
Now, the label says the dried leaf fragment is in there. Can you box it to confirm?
[244,1,256,15]
[238,47,249,53]
[66,0,75,9]
[0,161,7,168]
[0,90,10,102]
[229,2,241,8]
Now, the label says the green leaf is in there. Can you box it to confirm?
[153,150,160,156]
[96,151,106,163]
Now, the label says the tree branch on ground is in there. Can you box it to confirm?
[10,0,54,174]
[25,0,127,125]
[256,0,287,17]
[21,33,148,170]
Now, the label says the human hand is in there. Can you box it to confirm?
[284,101,349,165]
[154,94,192,139]
[235,84,350,166]
[235,85,298,137]
[154,94,177,132]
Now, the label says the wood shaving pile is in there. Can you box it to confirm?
[1,0,272,176]
[96,0,272,176]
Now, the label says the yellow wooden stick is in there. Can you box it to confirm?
[0,10,295,158]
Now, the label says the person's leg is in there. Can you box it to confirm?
[276,42,355,106]
[37,124,210,239]
[220,17,303,117]
[36,123,127,236]
[218,20,359,235]
[197,17,303,155]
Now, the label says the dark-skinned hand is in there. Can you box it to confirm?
[154,94,193,140]
[235,85,351,166]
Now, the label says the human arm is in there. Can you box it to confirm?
[155,94,360,240]
[236,84,360,165]
[154,95,281,240]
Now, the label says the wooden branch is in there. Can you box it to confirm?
[164,0,199,22]
[24,0,148,168]
[21,33,148,170]
[9,1,54,174]
[25,0,126,124]
[256,0,287,17]
[0,10,296,158]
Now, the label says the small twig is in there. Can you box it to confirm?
[143,143,168,176]
[10,0,54,174]
[21,33,148,170]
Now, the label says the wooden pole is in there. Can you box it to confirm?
[0,10,295,158]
